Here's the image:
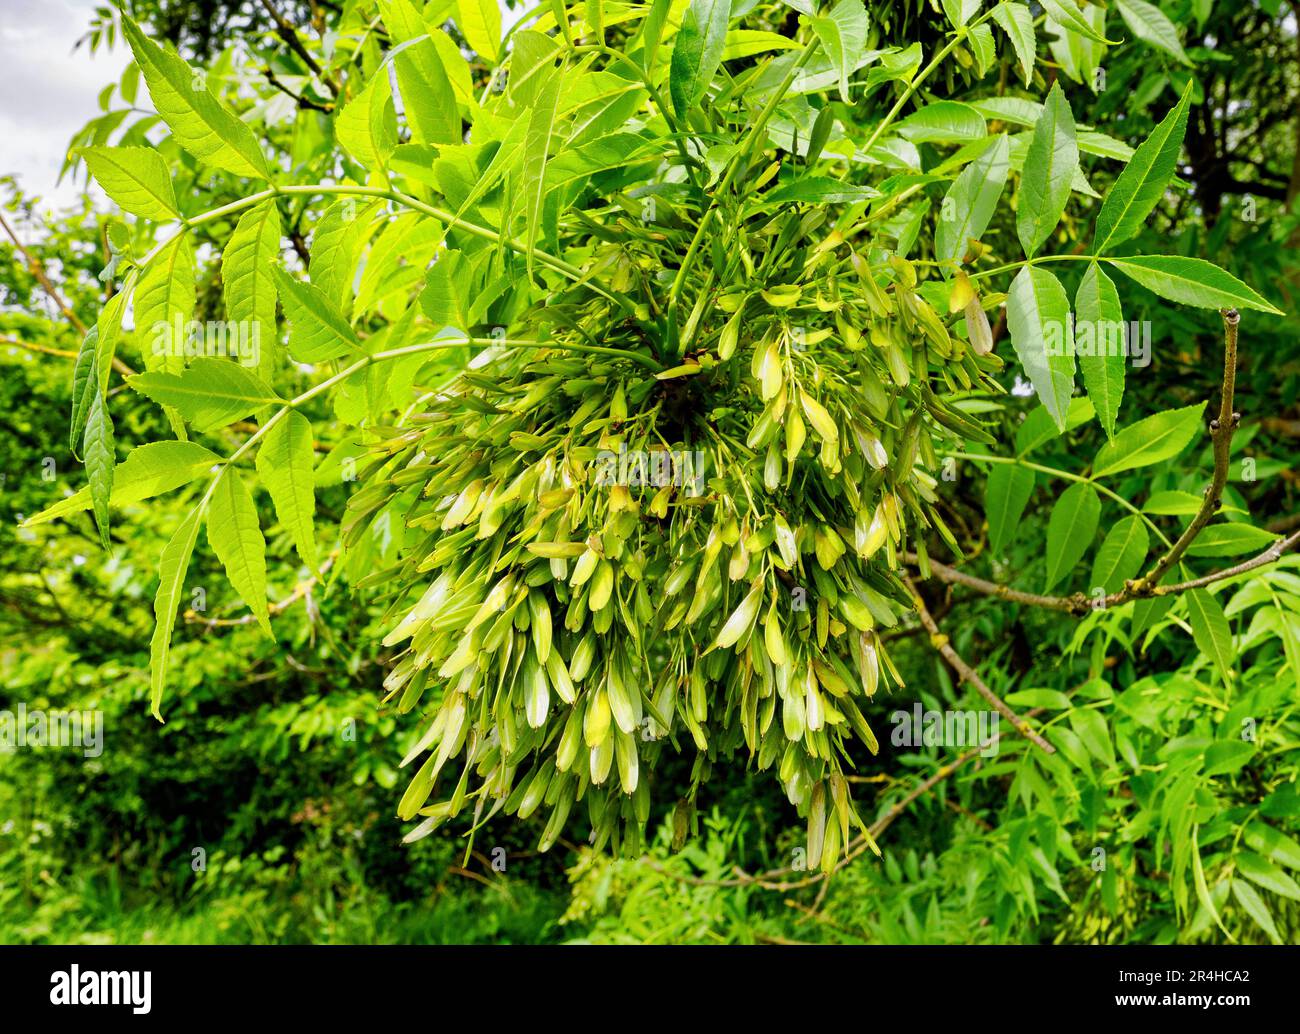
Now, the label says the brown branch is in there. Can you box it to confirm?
[0,212,87,335]
[262,67,334,112]
[905,577,1055,754]
[1130,308,1241,594]
[906,553,1083,612]
[185,554,335,628]
[1151,527,1300,593]
[257,0,340,97]
[911,528,1300,611]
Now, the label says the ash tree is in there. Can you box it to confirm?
[28,0,1288,874]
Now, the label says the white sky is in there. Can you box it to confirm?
[0,0,129,213]
[0,0,528,221]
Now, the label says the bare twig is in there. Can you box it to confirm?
[905,577,1055,754]
[185,555,335,628]
[1,335,77,361]
[905,554,1085,612]
[0,212,87,335]
[257,0,340,96]
[911,311,1300,610]
[262,67,334,112]
[1130,309,1241,594]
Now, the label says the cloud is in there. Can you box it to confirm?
[0,0,129,211]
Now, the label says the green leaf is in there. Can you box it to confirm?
[1006,265,1075,431]
[1192,827,1229,938]
[670,0,732,119]
[23,441,220,527]
[641,0,673,74]
[222,201,282,388]
[1115,0,1191,65]
[150,503,206,720]
[95,289,128,394]
[1044,481,1100,592]
[1230,878,1282,944]
[1005,688,1072,709]
[991,1,1035,86]
[1203,741,1256,777]
[355,213,441,315]
[420,251,475,330]
[456,0,502,61]
[381,0,461,145]
[129,358,284,431]
[1106,256,1283,315]
[256,410,320,577]
[69,328,98,457]
[120,17,271,181]
[77,145,179,220]
[1090,515,1148,594]
[509,30,562,107]
[586,0,605,41]
[523,63,563,280]
[1068,706,1114,766]
[1074,261,1125,438]
[1015,397,1095,454]
[135,233,196,376]
[895,101,987,144]
[84,390,115,550]
[1235,851,1300,901]
[273,267,364,363]
[1186,588,1234,684]
[1017,80,1078,258]
[1144,489,1208,515]
[811,0,868,103]
[1243,821,1300,870]
[762,177,877,205]
[1040,0,1120,44]
[207,468,272,636]
[986,463,1035,555]
[1186,523,1279,558]
[1092,403,1202,477]
[309,199,370,315]
[940,0,983,29]
[721,29,803,61]
[336,72,398,173]
[966,23,995,76]
[1094,83,1192,253]
[936,134,1011,268]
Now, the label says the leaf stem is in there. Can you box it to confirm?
[970,254,1097,281]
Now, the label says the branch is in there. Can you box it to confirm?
[905,577,1055,754]
[0,212,87,335]
[186,554,336,627]
[257,0,339,97]
[0,334,135,379]
[906,554,1082,611]
[912,311,1300,611]
[914,528,1300,611]
[262,67,334,112]
[1133,309,1241,593]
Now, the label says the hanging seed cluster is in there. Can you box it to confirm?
[351,235,1004,864]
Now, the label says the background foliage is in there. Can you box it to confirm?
[3,0,1300,944]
